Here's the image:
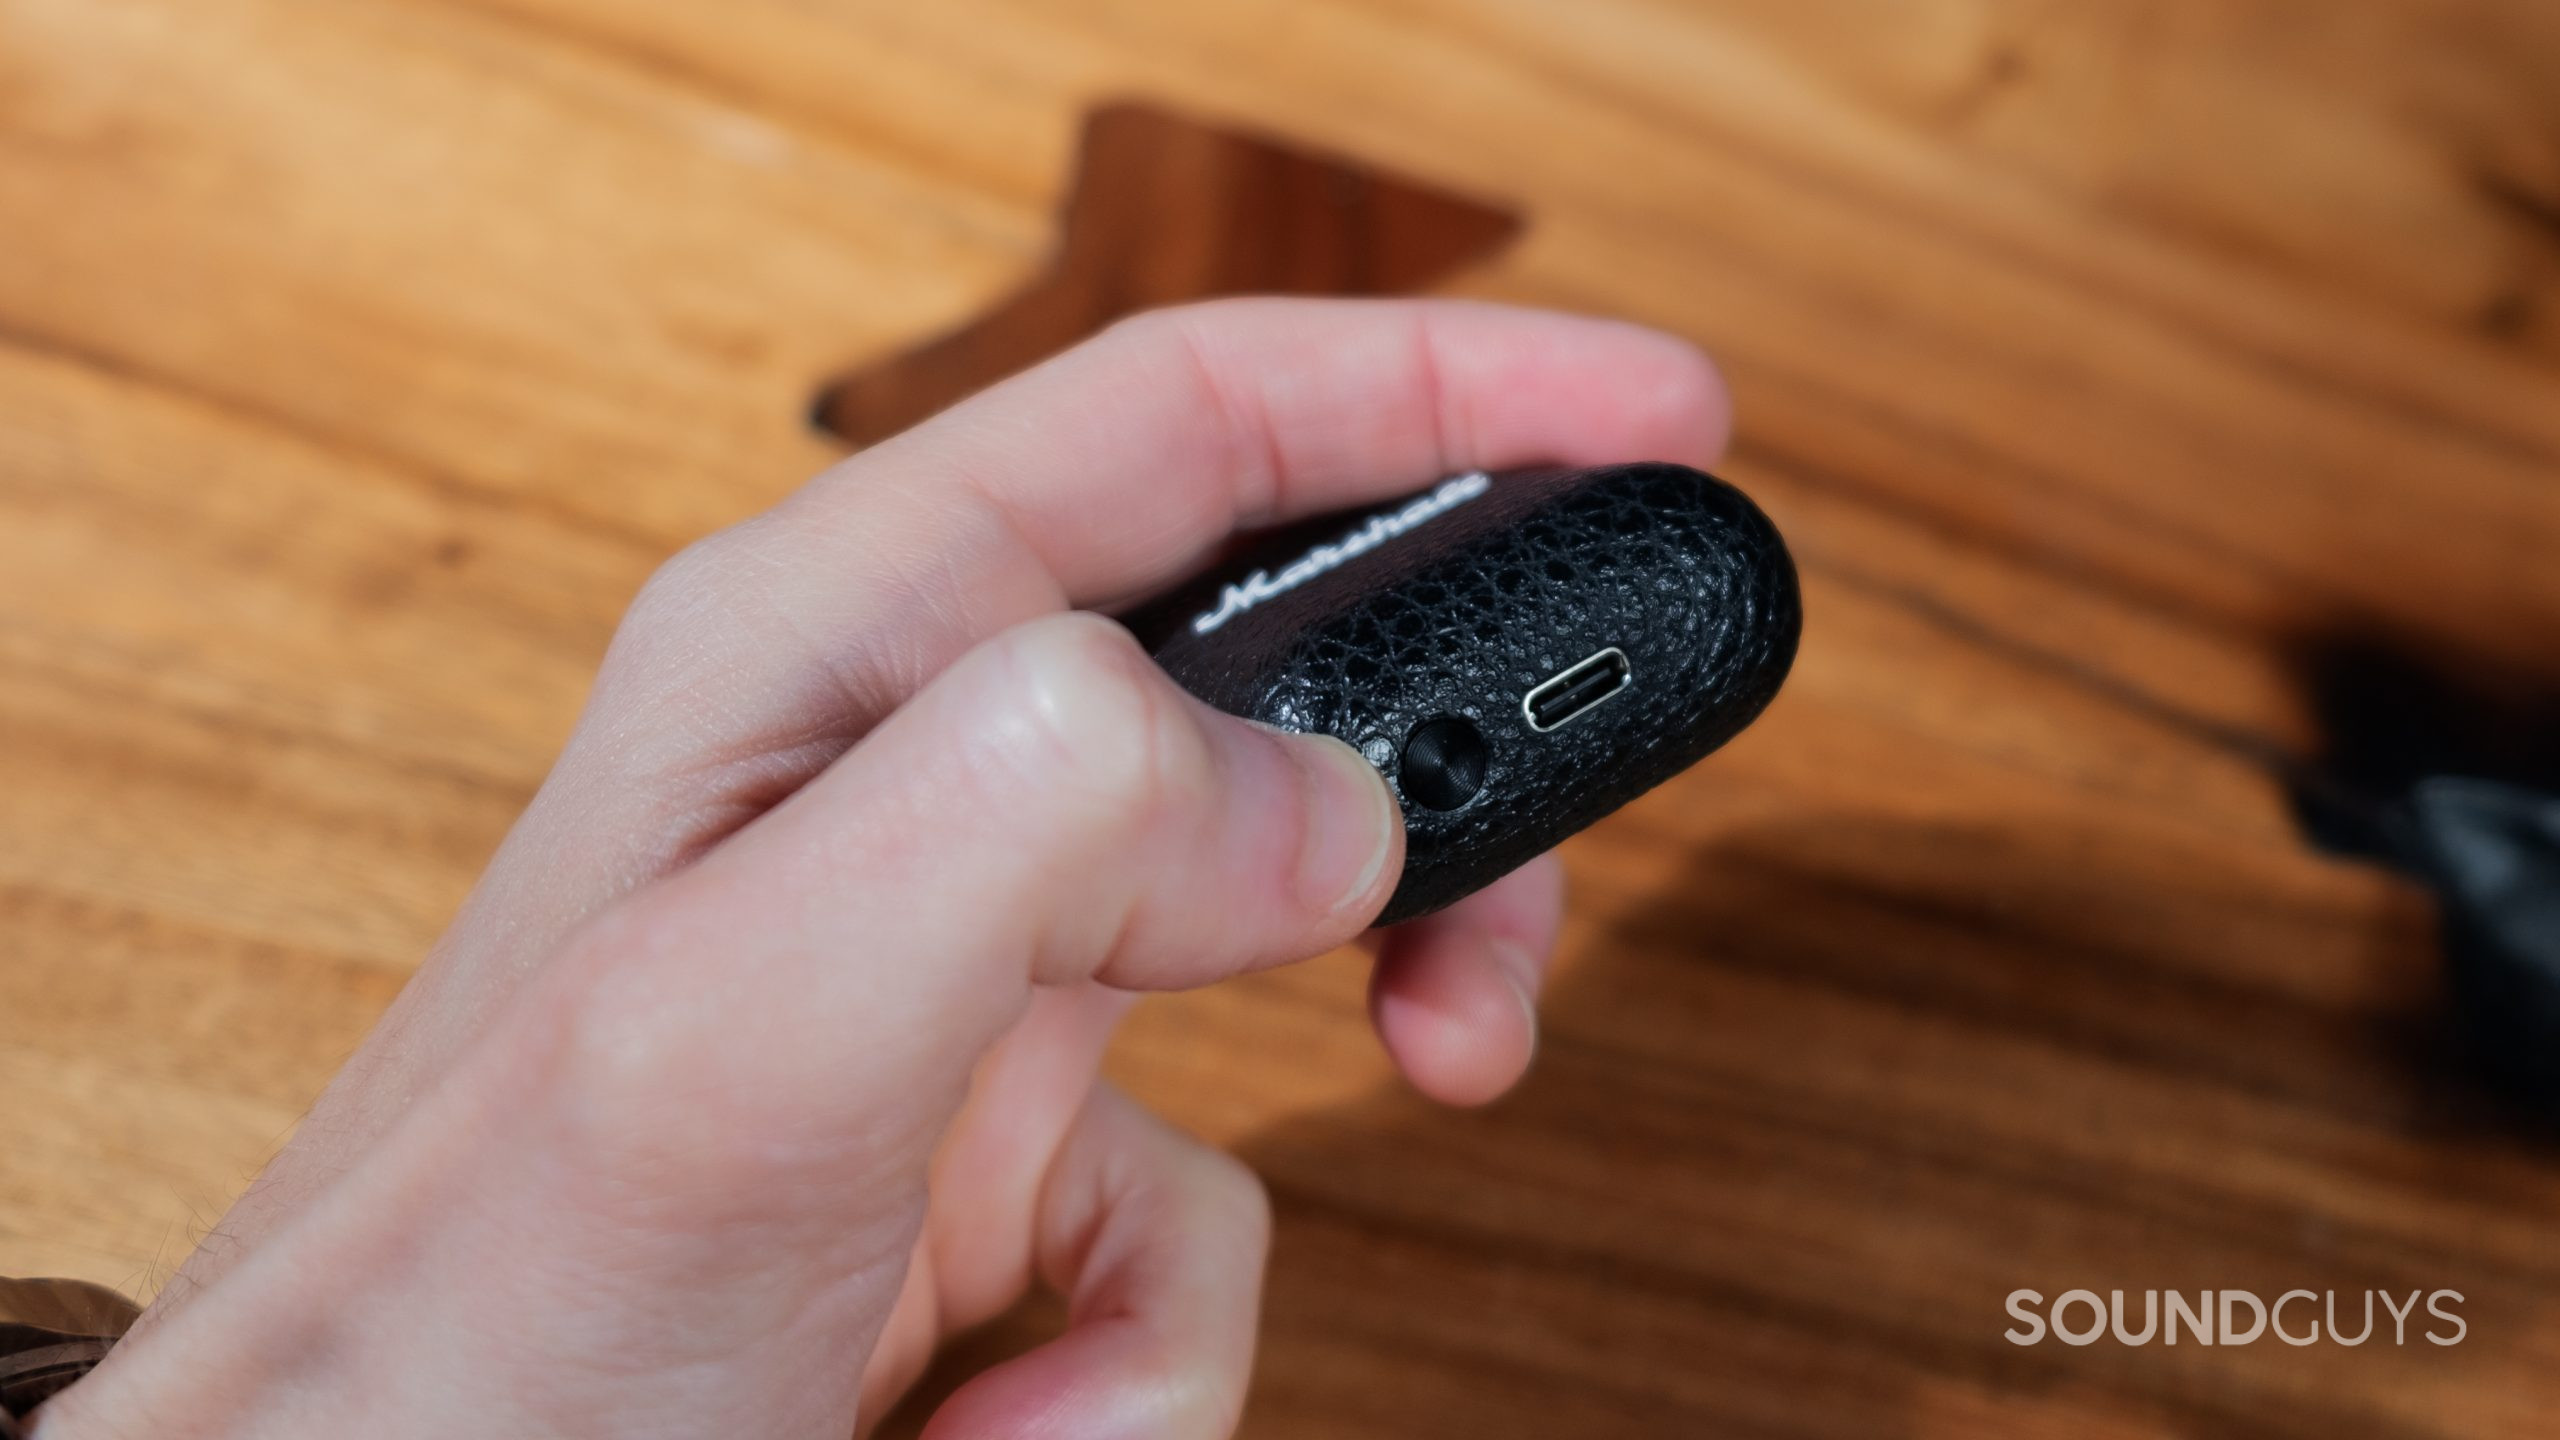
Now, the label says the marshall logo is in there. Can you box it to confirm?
[1191,471,1491,635]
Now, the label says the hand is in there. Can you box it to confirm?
[41,299,1729,1439]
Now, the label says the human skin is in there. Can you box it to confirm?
[37,298,1730,1440]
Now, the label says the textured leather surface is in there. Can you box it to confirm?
[1134,463,1801,924]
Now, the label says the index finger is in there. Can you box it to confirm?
[592,298,1732,781]
[846,295,1735,606]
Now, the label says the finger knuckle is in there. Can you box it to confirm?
[537,908,725,1147]
[969,612,1213,836]
[623,530,744,641]
[600,519,823,725]
[1087,304,1283,523]
[602,529,773,701]
[527,901,820,1207]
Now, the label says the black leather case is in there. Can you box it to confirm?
[1128,462,1800,924]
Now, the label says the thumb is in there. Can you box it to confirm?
[547,609,1399,1212]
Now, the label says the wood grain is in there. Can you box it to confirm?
[3,1,2558,1435]
[814,101,1520,444]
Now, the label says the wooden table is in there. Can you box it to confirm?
[6,2,2559,1434]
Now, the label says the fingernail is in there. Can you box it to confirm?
[1289,732,1399,914]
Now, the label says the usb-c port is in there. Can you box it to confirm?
[1524,648,1631,732]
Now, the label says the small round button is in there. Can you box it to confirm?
[1400,716,1488,811]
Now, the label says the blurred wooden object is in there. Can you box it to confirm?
[4,1,2560,1435]
[813,100,1520,444]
